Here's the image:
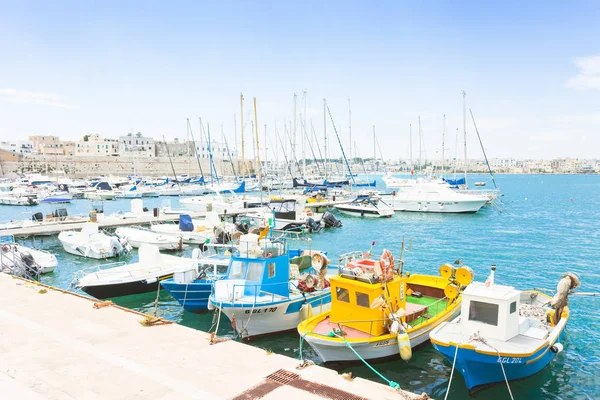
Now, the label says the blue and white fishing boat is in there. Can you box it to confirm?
[430,267,579,392]
[160,253,230,313]
[208,233,332,339]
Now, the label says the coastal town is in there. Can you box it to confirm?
[1,134,598,177]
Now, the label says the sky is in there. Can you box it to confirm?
[0,1,599,161]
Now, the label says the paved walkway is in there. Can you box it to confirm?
[0,274,425,399]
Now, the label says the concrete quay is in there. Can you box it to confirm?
[0,274,427,400]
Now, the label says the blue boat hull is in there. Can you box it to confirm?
[432,334,563,390]
[160,279,214,313]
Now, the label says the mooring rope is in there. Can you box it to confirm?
[330,330,401,391]
[443,343,461,400]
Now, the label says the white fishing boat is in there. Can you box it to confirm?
[430,268,579,392]
[180,190,266,214]
[73,244,198,299]
[0,240,58,274]
[58,223,132,259]
[84,182,117,201]
[115,227,183,251]
[383,182,489,213]
[334,194,393,218]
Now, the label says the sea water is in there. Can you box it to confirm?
[4,174,599,399]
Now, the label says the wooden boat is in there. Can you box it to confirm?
[297,251,470,363]
[430,269,579,392]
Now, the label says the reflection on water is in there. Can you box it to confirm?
[5,174,597,399]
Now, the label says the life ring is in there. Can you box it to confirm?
[380,249,394,280]
[265,251,273,258]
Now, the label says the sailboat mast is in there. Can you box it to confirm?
[253,98,262,202]
[348,98,352,161]
[442,114,446,174]
[302,90,307,177]
[240,93,245,178]
[409,124,412,172]
[462,90,467,184]
[264,124,268,175]
[418,117,422,171]
[293,93,297,176]
[323,99,328,180]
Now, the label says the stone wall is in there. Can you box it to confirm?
[0,152,253,178]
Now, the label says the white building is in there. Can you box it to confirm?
[490,158,518,168]
[118,132,155,157]
[188,140,238,160]
[74,134,119,156]
[0,140,33,154]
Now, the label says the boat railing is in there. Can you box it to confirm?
[71,261,128,284]
[221,280,291,306]
[0,243,41,281]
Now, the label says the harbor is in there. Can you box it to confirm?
[0,274,423,400]
[1,2,600,399]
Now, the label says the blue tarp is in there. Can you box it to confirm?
[443,177,466,186]
[179,214,194,232]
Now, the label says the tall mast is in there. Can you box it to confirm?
[293,93,297,176]
[240,93,245,178]
[323,98,328,180]
[442,114,446,175]
[302,90,307,177]
[264,124,268,174]
[253,98,262,203]
[418,116,422,171]
[462,90,468,184]
[348,98,352,161]
[233,113,238,160]
[409,124,412,172]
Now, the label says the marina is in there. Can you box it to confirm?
[0,174,597,399]
[1,2,599,399]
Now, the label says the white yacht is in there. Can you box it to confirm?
[334,194,394,218]
[58,223,131,259]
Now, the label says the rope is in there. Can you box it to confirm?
[332,331,401,391]
[469,334,515,400]
[443,343,460,400]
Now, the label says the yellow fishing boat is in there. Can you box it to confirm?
[297,250,473,363]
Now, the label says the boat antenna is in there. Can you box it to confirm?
[469,108,498,189]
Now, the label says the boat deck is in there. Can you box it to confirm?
[0,274,423,399]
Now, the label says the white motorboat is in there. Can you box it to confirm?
[245,199,324,231]
[180,190,266,214]
[0,195,38,206]
[115,227,183,251]
[156,183,181,196]
[150,214,216,244]
[115,185,143,199]
[84,182,117,201]
[73,244,198,299]
[58,223,132,259]
[383,182,488,213]
[334,195,394,218]
[0,241,58,274]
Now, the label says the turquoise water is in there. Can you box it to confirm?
[5,175,599,399]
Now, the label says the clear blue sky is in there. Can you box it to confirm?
[1,1,599,160]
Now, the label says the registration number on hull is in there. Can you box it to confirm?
[244,307,278,315]
[497,357,523,364]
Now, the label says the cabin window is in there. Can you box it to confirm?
[229,261,245,279]
[216,264,228,275]
[510,301,517,314]
[268,262,276,278]
[245,262,264,281]
[356,292,370,308]
[468,301,499,326]
[336,287,350,303]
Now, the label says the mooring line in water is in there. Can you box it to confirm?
[330,331,401,391]
[444,343,461,400]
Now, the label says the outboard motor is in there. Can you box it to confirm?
[322,211,342,228]
[214,225,232,245]
[234,222,249,235]
[305,217,322,233]
[20,252,35,267]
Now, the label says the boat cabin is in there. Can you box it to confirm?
[459,282,520,341]
[213,236,290,302]
[270,199,297,220]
